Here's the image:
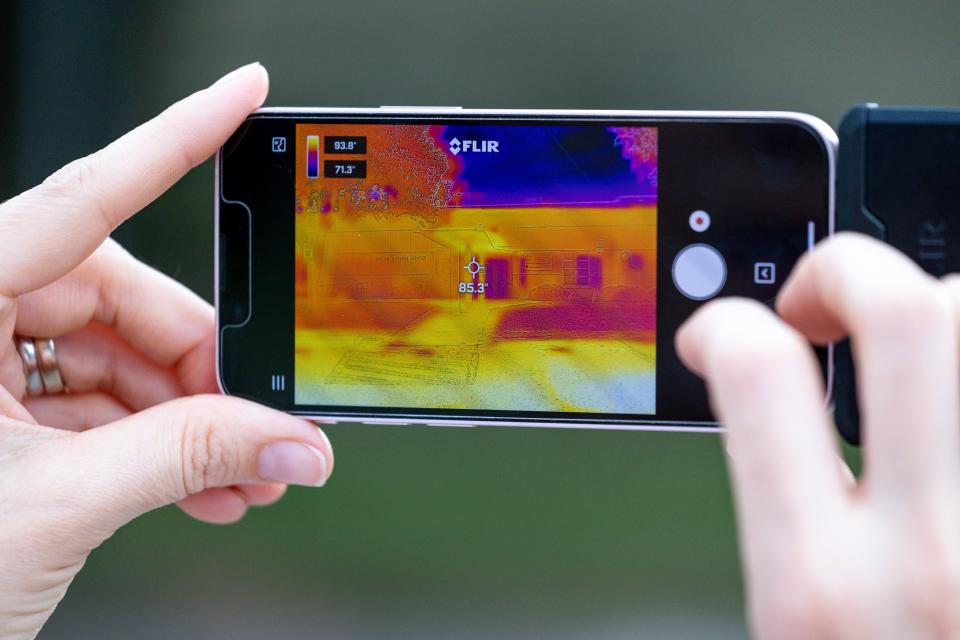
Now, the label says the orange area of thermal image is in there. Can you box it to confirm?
[294,124,656,413]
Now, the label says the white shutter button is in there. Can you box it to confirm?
[672,244,727,300]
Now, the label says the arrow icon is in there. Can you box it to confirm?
[754,262,776,285]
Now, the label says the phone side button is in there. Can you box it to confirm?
[379,105,463,111]
[360,420,411,426]
[425,421,476,428]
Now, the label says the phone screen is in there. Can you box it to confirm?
[218,112,833,427]
[293,123,658,414]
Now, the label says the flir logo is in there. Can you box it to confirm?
[449,137,499,155]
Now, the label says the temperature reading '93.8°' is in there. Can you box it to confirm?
[324,135,367,154]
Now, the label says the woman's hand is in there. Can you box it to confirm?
[0,64,333,639]
[678,233,960,639]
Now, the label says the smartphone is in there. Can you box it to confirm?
[216,108,835,430]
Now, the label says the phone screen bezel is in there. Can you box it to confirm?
[216,109,836,429]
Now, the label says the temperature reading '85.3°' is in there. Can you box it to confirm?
[458,282,487,294]
[461,257,487,295]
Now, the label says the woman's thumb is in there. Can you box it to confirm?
[38,394,333,541]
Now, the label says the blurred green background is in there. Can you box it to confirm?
[3,1,957,637]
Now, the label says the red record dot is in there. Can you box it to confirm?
[689,210,711,232]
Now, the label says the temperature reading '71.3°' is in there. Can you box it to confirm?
[323,160,367,179]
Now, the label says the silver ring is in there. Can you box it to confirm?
[15,336,65,395]
[35,338,64,394]
[16,337,44,396]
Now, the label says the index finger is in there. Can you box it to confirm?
[776,233,960,500]
[676,299,848,537]
[0,62,269,299]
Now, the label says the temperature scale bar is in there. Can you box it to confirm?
[306,135,320,179]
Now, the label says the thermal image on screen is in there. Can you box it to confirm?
[294,122,657,414]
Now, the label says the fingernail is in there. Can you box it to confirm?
[258,441,329,487]
[214,62,264,87]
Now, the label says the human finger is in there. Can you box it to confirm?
[176,488,250,525]
[677,298,847,541]
[777,233,960,500]
[943,274,960,335]
[0,62,269,300]
[20,323,181,411]
[174,483,286,524]
[15,239,213,371]
[23,391,131,432]
[235,483,288,507]
[28,395,333,541]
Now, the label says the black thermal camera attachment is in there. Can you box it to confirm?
[834,104,960,445]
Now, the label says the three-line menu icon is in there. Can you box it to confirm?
[270,374,286,391]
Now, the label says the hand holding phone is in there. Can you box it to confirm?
[678,233,960,638]
[0,63,333,639]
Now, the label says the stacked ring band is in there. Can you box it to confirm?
[15,336,65,396]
